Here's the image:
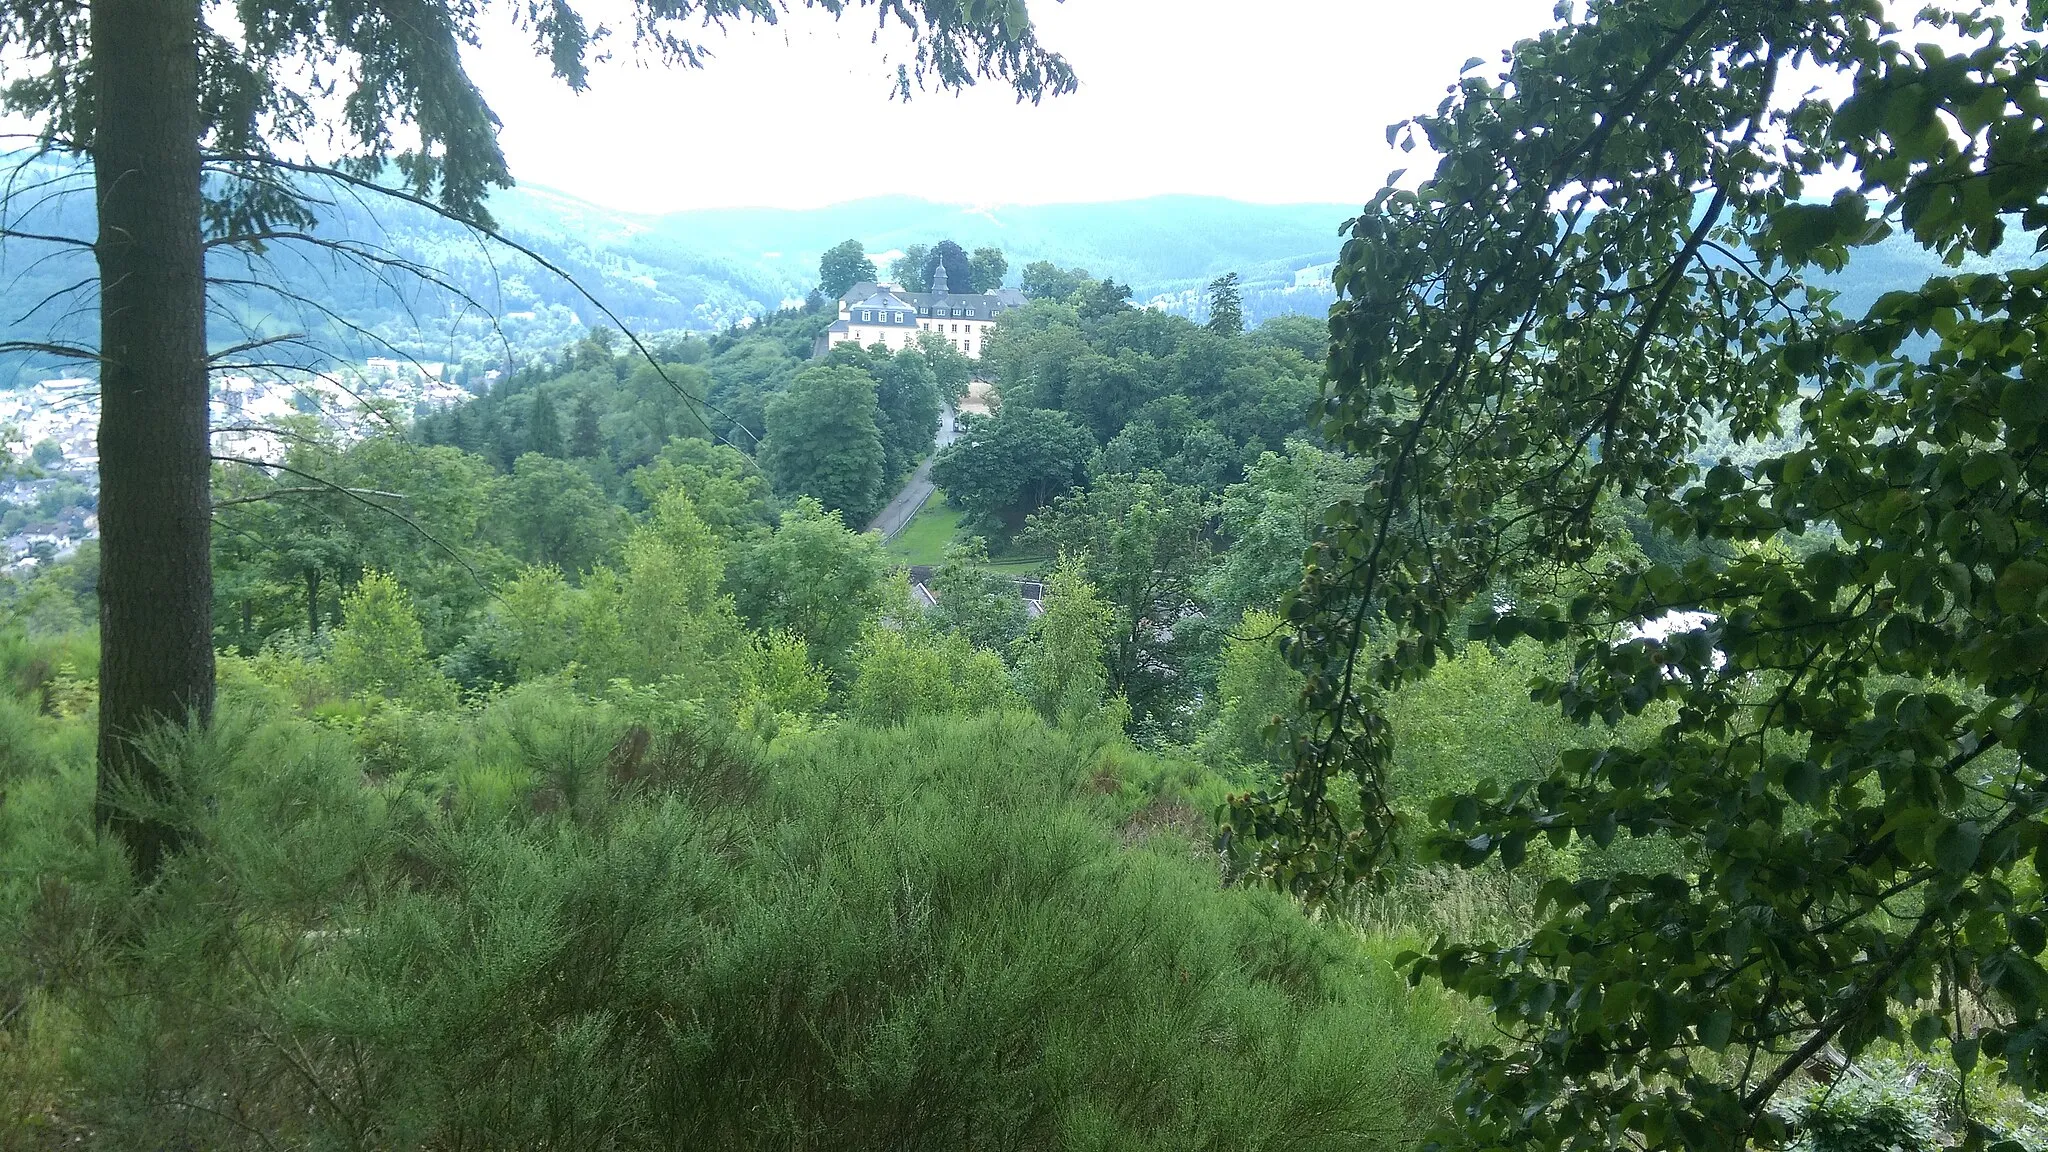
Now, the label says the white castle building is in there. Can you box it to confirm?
[819,260,1027,359]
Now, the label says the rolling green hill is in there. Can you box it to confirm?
[0,153,1352,383]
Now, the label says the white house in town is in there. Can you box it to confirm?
[818,261,1027,359]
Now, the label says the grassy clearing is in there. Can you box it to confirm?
[984,554,1051,577]
[882,490,964,566]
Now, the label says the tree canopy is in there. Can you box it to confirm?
[818,239,878,298]
[0,0,1076,877]
[1228,2,2048,1149]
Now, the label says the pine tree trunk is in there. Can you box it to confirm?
[92,0,213,878]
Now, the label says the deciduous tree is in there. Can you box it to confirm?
[762,365,887,523]
[1238,2,2048,1147]
[818,239,878,298]
[969,246,1010,292]
[932,406,1095,538]
[0,0,1074,875]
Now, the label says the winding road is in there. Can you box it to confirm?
[867,403,958,541]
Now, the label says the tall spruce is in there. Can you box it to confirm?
[1203,272,1243,337]
[528,390,564,457]
[0,0,1075,877]
[569,393,603,459]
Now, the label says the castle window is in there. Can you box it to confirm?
[861,310,871,321]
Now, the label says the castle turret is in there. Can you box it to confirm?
[929,258,951,296]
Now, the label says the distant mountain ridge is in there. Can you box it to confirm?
[0,154,1354,382]
[9,149,2021,389]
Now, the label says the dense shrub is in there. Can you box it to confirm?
[3,702,1460,1149]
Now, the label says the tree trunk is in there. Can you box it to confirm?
[92,0,212,879]
[306,567,321,636]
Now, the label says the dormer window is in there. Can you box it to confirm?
[861,309,872,321]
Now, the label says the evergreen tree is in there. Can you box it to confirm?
[528,391,564,457]
[1203,272,1243,337]
[569,393,603,459]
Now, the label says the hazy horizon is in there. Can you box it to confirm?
[463,0,1561,213]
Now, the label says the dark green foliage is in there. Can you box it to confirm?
[981,293,1317,462]
[499,453,622,572]
[761,365,887,524]
[1019,260,1090,301]
[728,499,890,677]
[1204,271,1243,336]
[1239,2,2048,1150]
[569,392,603,459]
[527,389,564,457]
[931,406,1095,538]
[1025,473,1213,738]
[931,538,1029,655]
[924,239,974,292]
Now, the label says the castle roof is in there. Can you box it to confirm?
[838,280,1027,321]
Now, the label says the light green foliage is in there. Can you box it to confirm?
[0,704,1460,1150]
[574,491,747,695]
[931,537,1029,655]
[847,621,1015,726]
[1200,612,1301,776]
[1025,473,1212,736]
[328,571,458,709]
[1791,1079,1935,1152]
[913,330,972,401]
[891,242,932,292]
[881,490,965,567]
[496,564,575,681]
[818,238,878,298]
[729,498,890,677]
[1012,557,1114,725]
[762,365,887,523]
[1245,2,2048,1148]
[734,629,829,738]
[629,435,776,541]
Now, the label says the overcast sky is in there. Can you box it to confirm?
[462,0,1563,214]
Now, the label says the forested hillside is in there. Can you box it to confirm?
[7,0,2048,1149]
[0,153,1350,381]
